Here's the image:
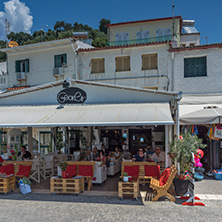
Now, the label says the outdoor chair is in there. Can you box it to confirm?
[41,156,54,180]
[29,158,41,183]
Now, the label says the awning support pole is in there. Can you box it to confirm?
[165,125,170,168]
[27,127,33,154]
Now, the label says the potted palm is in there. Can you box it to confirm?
[59,162,68,178]
[169,133,206,196]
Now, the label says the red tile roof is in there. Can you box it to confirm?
[77,41,170,53]
[169,43,222,52]
[107,16,182,27]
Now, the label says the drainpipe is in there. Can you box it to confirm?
[71,40,79,80]
[171,52,175,91]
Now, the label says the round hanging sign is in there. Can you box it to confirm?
[57,87,87,104]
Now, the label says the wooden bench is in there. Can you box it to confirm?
[66,161,95,191]
[149,165,177,201]
[2,161,33,179]
[121,162,158,184]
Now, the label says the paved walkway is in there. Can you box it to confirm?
[0,193,222,222]
[1,176,222,221]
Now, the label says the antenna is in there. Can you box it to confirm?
[5,18,10,48]
[172,0,175,37]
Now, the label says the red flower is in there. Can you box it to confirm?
[10,150,15,154]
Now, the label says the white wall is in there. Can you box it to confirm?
[79,44,170,90]
[172,47,222,94]
[7,45,76,87]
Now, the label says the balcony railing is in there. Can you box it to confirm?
[107,35,174,46]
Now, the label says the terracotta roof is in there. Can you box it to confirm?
[107,16,182,27]
[77,41,170,53]
[169,43,222,52]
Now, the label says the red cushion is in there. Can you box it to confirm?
[78,165,93,177]
[16,165,32,177]
[145,165,160,178]
[159,168,171,186]
[0,156,4,163]
[66,165,77,178]
[0,163,14,175]
[124,165,139,177]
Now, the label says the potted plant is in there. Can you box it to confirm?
[123,172,129,182]
[59,162,68,178]
[169,133,206,196]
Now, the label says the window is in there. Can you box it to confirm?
[156,28,171,41]
[115,56,130,72]
[115,33,129,45]
[15,59,29,73]
[142,54,158,70]
[54,54,67,68]
[184,57,207,78]
[91,58,105,74]
[137,31,149,43]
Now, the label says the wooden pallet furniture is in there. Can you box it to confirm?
[118,177,139,200]
[149,165,177,201]
[121,162,158,184]
[0,176,15,194]
[2,161,33,176]
[50,177,84,195]
[66,161,95,191]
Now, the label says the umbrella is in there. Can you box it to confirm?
[180,106,222,125]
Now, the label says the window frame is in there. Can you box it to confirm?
[54,53,67,68]
[142,53,158,70]
[184,56,207,78]
[15,59,30,73]
[115,56,130,72]
[91,58,105,74]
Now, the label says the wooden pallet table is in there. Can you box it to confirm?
[0,176,15,194]
[50,176,84,195]
[118,177,139,200]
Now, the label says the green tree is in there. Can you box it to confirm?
[99,18,111,34]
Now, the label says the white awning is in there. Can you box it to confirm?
[0,103,173,127]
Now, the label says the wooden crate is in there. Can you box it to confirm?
[0,176,15,194]
[118,178,139,200]
[50,177,84,195]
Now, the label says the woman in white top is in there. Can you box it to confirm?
[114,147,120,158]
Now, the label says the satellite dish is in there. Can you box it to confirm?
[8,41,19,48]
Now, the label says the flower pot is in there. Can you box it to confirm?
[173,178,189,196]
[123,176,129,182]
[62,171,67,178]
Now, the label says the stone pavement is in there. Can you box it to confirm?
[1,176,222,222]
[0,192,222,222]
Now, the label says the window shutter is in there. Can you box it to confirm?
[91,60,97,73]
[54,55,57,68]
[137,31,143,39]
[63,54,67,64]
[142,54,157,70]
[15,60,20,72]
[144,31,149,40]
[25,59,29,72]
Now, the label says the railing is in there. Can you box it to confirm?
[107,35,174,46]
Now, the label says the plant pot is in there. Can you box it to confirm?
[173,178,189,196]
[123,176,129,182]
[62,171,67,178]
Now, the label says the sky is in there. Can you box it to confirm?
[0,0,222,44]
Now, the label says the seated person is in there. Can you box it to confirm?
[17,145,32,160]
[151,147,165,163]
[92,147,99,160]
[96,150,106,165]
[132,148,146,162]
[114,147,121,159]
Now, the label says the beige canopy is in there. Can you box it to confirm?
[0,103,174,127]
[180,106,222,125]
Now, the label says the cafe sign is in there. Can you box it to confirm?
[57,87,87,104]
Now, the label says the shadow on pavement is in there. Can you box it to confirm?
[0,193,144,206]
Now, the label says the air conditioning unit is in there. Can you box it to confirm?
[17,72,26,81]
[53,68,64,76]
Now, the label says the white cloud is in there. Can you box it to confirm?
[0,0,33,40]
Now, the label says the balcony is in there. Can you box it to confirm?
[106,35,174,47]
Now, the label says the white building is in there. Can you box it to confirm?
[0,38,93,89]
[0,62,7,90]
